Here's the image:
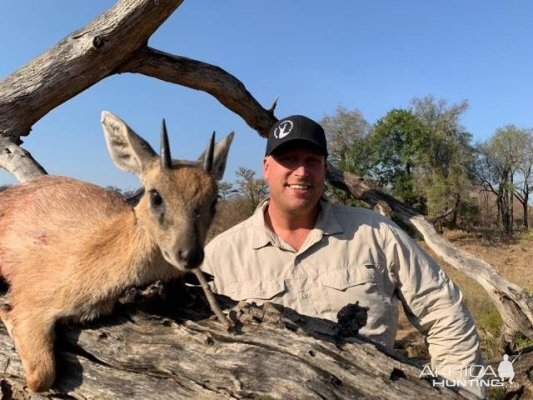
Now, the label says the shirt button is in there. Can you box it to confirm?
[301,293,309,300]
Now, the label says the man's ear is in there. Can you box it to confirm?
[101,111,157,176]
[262,156,270,180]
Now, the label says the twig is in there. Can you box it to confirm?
[193,269,233,329]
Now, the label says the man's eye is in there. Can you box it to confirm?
[280,156,296,164]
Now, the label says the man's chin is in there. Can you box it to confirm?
[286,197,318,212]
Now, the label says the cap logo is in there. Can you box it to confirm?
[274,120,293,139]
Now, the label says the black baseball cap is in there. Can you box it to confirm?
[265,115,328,157]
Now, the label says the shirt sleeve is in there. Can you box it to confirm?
[384,224,485,398]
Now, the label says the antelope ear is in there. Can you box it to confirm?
[101,111,157,176]
[198,131,235,180]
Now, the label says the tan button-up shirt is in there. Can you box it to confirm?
[203,198,483,395]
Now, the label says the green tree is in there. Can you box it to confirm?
[369,109,427,208]
[512,129,533,230]
[410,96,476,227]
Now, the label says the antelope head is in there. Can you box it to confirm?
[101,111,234,271]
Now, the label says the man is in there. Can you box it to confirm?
[203,115,484,397]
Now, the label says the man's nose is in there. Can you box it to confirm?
[292,163,309,176]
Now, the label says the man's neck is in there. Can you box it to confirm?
[264,200,320,250]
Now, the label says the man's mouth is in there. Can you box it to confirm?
[287,183,311,190]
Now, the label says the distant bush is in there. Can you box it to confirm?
[207,196,255,242]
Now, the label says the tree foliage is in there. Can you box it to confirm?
[217,180,235,200]
[369,108,427,208]
[322,96,481,228]
[320,107,372,206]
[512,129,533,230]
[409,96,475,225]
[320,106,370,170]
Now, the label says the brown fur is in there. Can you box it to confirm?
[0,112,230,392]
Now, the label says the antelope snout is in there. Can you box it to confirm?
[178,247,204,270]
[163,246,204,271]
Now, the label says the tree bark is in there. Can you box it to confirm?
[0,0,184,139]
[0,137,47,183]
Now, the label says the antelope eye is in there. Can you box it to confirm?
[149,189,164,208]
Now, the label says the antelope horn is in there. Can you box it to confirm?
[160,119,171,169]
[267,96,279,114]
[204,131,215,173]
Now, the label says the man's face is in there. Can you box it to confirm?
[263,143,327,216]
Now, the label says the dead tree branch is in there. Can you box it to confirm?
[118,47,276,137]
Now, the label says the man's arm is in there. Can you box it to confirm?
[384,224,485,398]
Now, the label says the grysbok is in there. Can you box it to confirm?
[0,111,233,392]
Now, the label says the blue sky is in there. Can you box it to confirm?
[1,1,532,190]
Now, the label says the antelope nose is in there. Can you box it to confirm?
[178,247,204,269]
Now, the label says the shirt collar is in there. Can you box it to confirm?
[315,197,344,236]
[251,199,273,249]
[251,197,344,250]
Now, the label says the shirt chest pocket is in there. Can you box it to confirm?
[319,264,380,291]
[222,279,286,302]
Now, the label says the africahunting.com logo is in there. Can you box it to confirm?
[420,353,519,389]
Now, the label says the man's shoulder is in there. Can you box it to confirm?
[324,201,399,241]
[328,201,390,223]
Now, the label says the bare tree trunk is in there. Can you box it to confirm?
[498,185,512,236]
[0,137,47,182]
[513,190,530,231]
[0,0,275,181]
[510,173,515,232]
[450,193,461,229]
[524,194,529,230]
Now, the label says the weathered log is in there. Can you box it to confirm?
[0,284,479,400]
